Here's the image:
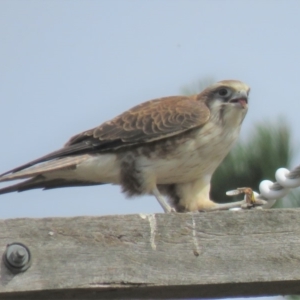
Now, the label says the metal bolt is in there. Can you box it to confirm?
[3,243,31,273]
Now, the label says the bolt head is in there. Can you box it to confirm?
[3,243,31,273]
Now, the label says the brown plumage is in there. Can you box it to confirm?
[0,80,250,213]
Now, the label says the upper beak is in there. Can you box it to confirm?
[229,91,248,108]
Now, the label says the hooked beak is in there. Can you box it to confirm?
[229,91,248,108]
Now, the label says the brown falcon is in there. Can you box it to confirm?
[0,80,249,213]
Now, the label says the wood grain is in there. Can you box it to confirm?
[1,209,300,299]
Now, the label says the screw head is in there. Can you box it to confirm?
[3,243,31,273]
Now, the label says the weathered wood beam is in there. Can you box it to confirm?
[1,209,300,299]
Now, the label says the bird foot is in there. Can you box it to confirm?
[152,187,177,213]
[200,200,266,212]
[204,187,267,212]
[167,207,177,213]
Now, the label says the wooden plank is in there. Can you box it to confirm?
[1,209,300,299]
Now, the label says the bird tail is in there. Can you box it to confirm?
[0,155,90,183]
[0,176,102,195]
[0,154,103,195]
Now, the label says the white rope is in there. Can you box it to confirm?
[258,166,300,208]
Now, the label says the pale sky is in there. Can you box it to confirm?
[0,0,300,223]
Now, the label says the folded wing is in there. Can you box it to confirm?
[0,95,210,181]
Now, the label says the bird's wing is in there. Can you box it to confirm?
[0,95,210,177]
[67,95,210,146]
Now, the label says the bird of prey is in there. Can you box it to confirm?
[0,80,249,213]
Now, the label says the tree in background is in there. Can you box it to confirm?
[181,79,299,207]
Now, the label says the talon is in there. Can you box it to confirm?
[243,187,256,205]
[165,206,177,213]
[227,187,258,209]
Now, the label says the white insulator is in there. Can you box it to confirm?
[275,168,300,188]
[262,199,277,209]
[259,180,289,200]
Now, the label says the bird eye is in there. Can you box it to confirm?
[218,88,229,96]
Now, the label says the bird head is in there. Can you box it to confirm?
[199,80,250,126]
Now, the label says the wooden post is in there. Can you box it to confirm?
[1,209,300,299]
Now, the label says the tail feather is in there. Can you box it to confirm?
[0,155,90,183]
[0,175,103,195]
[0,142,96,177]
